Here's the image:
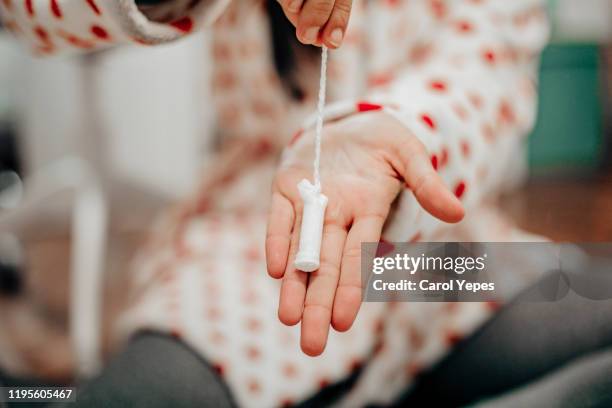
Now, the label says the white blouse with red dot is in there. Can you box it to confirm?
[0,1,550,407]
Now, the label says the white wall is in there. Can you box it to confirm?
[10,32,213,199]
[99,34,213,198]
[0,32,21,120]
[553,0,612,42]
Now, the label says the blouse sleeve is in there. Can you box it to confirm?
[0,0,230,56]
[295,0,550,242]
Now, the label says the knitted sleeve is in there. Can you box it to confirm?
[293,0,549,242]
[0,0,229,56]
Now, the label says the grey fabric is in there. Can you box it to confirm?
[394,274,612,407]
[474,349,612,408]
[54,333,235,408]
[3,269,612,407]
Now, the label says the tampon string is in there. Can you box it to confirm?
[313,46,328,190]
[294,46,329,272]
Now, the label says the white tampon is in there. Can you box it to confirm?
[294,179,328,272]
[294,47,329,272]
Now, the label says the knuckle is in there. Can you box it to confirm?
[303,302,333,315]
[265,231,286,242]
[335,0,352,14]
[282,273,301,286]
[324,202,347,227]
[332,2,352,23]
[303,1,333,24]
[324,216,345,230]
[338,281,363,292]
[316,261,339,278]
[329,12,349,29]
[322,226,344,244]
[343,245,363,260]
[410,173,429,194]
[311,0,333,14]
[397,137,423,159]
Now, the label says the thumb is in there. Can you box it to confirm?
[393,137,465,223]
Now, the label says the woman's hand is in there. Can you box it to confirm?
[277,0,353,48]
[266,112,465,356]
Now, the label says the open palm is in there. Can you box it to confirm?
[266,112,464,356]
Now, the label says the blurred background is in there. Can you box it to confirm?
[0,11,216,382]
[503,0,612,242]
[0,0,610,387]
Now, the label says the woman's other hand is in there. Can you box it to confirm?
[277,0,353,48]
[266,112,465,356]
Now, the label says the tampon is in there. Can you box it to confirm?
[294,179,328,272]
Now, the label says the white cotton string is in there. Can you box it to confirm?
[313,46,328,190]
[293,46,330,272]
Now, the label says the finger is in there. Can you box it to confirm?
[283,0,304,14]
[277,0,301,26]
[321,0,352,48]
[278,207,308,326]
[332,213,385,332]
[395,138,465,223]
[301,215,348,356]
[266,192,295,279]
[296,0,335,45]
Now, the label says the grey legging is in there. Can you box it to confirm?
[392,271,612,407]
[2,271,612,408]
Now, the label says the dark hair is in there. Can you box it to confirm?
[266,0,317,101]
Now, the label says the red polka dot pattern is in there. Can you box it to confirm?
[376,240,395,257]
[170,17,194,33]
[367,72,394,87]
[409,232,422,243]
[482,49,497,64]
[288,129,303,146]
[24,0,34,16]
[0,0,550,406]
[33,25,48,41]
[444,331,464,346]
[429,0,447,19]
[454,181,467,199]
[428,80,448,92]
[90,25,109,40]
[86,0,101,15]
[440,147,449,167]
[356,102,384,112]
[460,140,471,158]
[56,29,94,49]
[50,0,62,18]
[455,20,474,33]
[420,113,437,130]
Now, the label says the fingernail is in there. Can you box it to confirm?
[302,27,319,44]
[329,28,344,47]
[288,0,303,13]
